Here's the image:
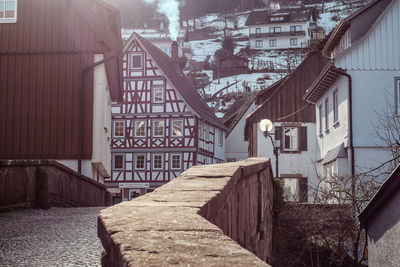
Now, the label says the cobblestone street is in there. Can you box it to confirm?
[0,207,104,266]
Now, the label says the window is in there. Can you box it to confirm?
[113,121,125,138]
[135,154,145,170]
[153,120,164,137]
[396,78,400,114]
[269,39,277,47]
[290,25,303,32]
[255,27,261,36]
[129,189,140,200]
[152,86,164,103]
[270,16,284,22]
[134,120,146,137]
[333,89,339,122]
[113,154,124,170]
[171,154,182,170]
[129,54,142,69]
[318,104,323,135]
[171,119,183,137]
[325,98,329,130]
[152,154,163,170]
[0,0,17,23]
[269,27,281,33]
[282,127,299,151]
[255,40,263,48]
[290,38,298,46]
[217,129,223,146]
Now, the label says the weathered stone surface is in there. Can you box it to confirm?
[98,158,274,266]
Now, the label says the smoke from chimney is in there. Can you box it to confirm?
[142,0,181,41]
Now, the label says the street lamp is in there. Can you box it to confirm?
[259,119,279,177]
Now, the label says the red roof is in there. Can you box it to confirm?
[129,32,227,130]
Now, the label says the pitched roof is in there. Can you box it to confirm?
[323,0,393,56]
[222,93,257,134]
[127,32,227,130]
[245,7,315,26]
[359,163,400,227]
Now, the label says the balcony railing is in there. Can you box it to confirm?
[250,30,306,38]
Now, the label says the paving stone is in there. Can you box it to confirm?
[0,207,104,267]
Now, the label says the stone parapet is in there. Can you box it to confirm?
[0,160,110,210]
[98,158,274,266]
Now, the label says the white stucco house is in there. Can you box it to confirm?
[304,0,398,182]
[245,7,318,50]
[245,50,330,202]
[222,93,257,162]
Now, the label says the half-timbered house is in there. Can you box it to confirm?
[0,0,123,183]
[107,33,227,200]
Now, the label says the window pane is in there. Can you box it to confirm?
[153,155,163,169]
[131,55,142,69]
[136,155,145,169]
[172,120,183,136]
[114,155,123,169]
[135,121,146,137]
[171,154,181,169]
[283,127,298,151]
[114,121,124,137]
[153,87,164,103]
[153,120,164,136]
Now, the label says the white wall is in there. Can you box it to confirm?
[92,54,113,181]
[256,122,318,201]
[225,102,256,161]
[214,127,226,162]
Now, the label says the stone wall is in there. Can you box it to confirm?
[0,160,110,210]
[98,158,274,266]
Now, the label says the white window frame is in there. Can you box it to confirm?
[255,40,263,48]
[318,104,323,135]
[113,120,125,138]
[0,0,17,23]
[269,39,277,47]
[333,89,339,122]
[129,53,142,70]
[269,26,281,33]
[135,154,146,170]
[171,119,184,137]
[255,27,261,36]
[282,126,299,152]
[152,119,165,137]
[134,120,146,138]
[170,153,182,170]
[152,153,164,170]
[290,25,303,32]
[152,86,164,104]
[113,154,124,171]
[396,78,400,115]
[217,129,223,146]
[325,98,329,131]
[290,38,298,46]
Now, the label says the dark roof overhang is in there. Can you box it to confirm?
[304,61,347,104]
[359,164,400,227]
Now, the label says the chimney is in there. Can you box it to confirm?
[171,41,179,69]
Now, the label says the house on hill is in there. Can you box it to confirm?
[0,0,123,183]
[213,55,249,80]
[304,0,398,184]
[245,7,318,50]
[222,93,257,162]
[245,50,330,202]
[107,32,227,201]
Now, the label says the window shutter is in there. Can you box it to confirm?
[300,126,307,151]
[275,126,282,149]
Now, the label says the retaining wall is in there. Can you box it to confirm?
[0,160,110,210]
[98,158,274,266]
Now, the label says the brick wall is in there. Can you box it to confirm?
[0,160,110,210]
[98,158,274,266]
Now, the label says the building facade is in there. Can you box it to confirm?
[305,0,398,183]
[245,7,317,50]
[0,0,123,183]
[106,33,226,201]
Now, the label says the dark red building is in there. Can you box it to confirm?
[0,0,123,182]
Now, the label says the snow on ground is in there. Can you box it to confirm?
[190,39,221,62]
[203,72,284,97]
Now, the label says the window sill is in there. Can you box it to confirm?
[333,121,340,128]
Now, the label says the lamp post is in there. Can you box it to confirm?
[259,119,279,178]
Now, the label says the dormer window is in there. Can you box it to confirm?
[0,0,17,23]
[270,16,284,22]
